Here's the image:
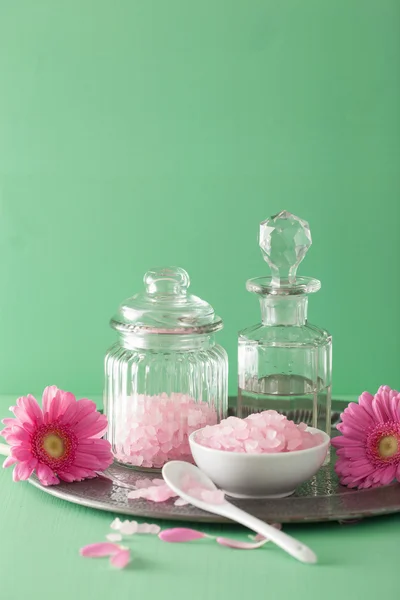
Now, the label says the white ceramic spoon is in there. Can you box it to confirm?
[162,461,317,565]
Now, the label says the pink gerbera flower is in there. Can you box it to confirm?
[332,385,400,489]
[1,386,113,486]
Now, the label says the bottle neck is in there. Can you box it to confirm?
[260,295,308,326]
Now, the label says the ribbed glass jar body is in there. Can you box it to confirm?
[104,333,228,471]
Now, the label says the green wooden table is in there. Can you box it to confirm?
[1,395,399,600]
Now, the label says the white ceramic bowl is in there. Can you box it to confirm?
[189,427,330,499]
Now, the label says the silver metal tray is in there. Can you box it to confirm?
[27,456,400,524]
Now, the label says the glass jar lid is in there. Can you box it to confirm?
[111,267,223,335]
[247,210,321,296]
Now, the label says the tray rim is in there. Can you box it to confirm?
[27,469,400,525]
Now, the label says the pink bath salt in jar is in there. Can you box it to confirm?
[104,267,228,471]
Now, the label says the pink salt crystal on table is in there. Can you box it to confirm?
[114,393,218,469]
[195,411,324,454]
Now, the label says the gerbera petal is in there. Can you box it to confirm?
[46,390,63,423]
[380,465,397,485]
[110,549,130,569]
[336,446,367,459]
[57,391,77,419]
[11,405,35,427]
[80,543,120,557]
[73,452,103,470]
[57,471,78,483]
[15,419,35,434]
[60,399,96,427]
[13,458,37,481]
[77,438,111,449]
[11,446,33,461]
[357,392,375,417]
[396,464,400,481]
[16,395,43,426]
[74,413,107,438]
[377,388,393,421]
[5,424,31,444]
[10,425,31,442]
[336,425,365,441]
[5,433,31,445]
[36,463,59,486]
[372,397,388,423]
[47,390,76,422]
[65,465,98,479]
[58,401,79,425]
[372,470,384,484]
[391,394,400,421]
[338,410,368,433]
[0,427,13,439]
[25,395,44,425]
[347,463,375,477]
[3,455,18,468]
[42,386,59,416]
[72,399,97,423]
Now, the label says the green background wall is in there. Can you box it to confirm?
[0,0,399,398]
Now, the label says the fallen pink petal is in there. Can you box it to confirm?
[80,542,120,557]
[127,482,178,503]
[159,528,208,543]
[110,548,131,569]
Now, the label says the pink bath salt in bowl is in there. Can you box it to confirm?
[194,411,325,454]
[189,411,330,499]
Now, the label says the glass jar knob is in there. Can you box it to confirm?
[259,210,312,286]
[144,267,190,297]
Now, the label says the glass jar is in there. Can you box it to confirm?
[104,267,228,470]
[238,211,332,434]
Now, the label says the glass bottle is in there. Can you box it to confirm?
[104,266,228,471]
[238,211,332,433]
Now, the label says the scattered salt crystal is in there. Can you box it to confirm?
[128,474,225,506]
[174,497,189,507]
[110,518,122,530]
[106,533,123,542]
[195,410,324,454]
[136,523,161,534]
[135,478,154,489]
[119,520,138,535]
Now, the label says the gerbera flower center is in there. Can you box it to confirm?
[31,422,78,471]
[366,422,400,466]
[43,434,65,459]
[378,435,398,459]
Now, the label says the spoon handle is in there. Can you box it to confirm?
[222,503,317,564]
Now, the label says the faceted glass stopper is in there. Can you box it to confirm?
[259,210,312,286]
